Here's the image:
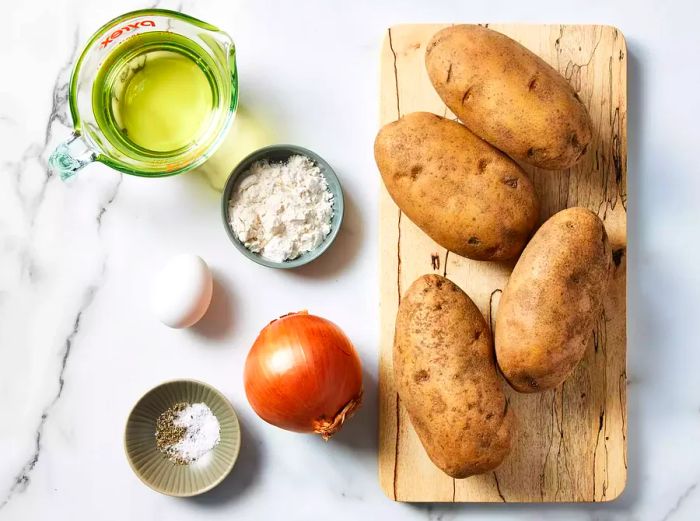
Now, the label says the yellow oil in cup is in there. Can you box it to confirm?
[96,37,214,153]
[50,9,238,180]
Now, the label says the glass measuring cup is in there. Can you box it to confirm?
[49,9,238,180]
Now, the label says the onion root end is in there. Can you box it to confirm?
[313,391,363,441]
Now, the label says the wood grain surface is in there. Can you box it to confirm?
[378,24,627,503]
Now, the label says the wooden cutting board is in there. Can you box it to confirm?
[378,24,627,503]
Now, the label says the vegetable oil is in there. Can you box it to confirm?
[92,31,219,154]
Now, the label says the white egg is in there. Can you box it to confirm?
[150,254,213,328]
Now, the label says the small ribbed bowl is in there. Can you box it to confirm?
[221,144,344,269]
[124,380,240,497]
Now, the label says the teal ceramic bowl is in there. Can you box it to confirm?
[221,145,344,269]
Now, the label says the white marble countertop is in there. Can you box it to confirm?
[1,0,699,519]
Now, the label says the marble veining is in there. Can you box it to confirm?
[0,34,123,503]
[0,18,125,511]
[1,287,93,509]
[1,30,79,510]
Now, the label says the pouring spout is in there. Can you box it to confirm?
[49,133,96,181]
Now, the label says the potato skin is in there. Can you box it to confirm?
[495,208,611,393]
[394,275,515,478]
[375,112,539,261]
[425,25,592,170]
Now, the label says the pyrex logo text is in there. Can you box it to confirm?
[100,20,156,48]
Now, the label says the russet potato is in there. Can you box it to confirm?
[426,25,592,170]
[495,207,611,392]
[375,112,539,261]
[394,274,515,478]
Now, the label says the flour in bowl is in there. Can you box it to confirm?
[228,155,334,262]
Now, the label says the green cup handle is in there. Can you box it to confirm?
[49,133,96,181]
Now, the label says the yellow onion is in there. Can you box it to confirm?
[244,311,363,439]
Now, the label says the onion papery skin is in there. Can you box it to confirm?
[244,311,363,440]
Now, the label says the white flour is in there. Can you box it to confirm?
[229,155,334,262]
